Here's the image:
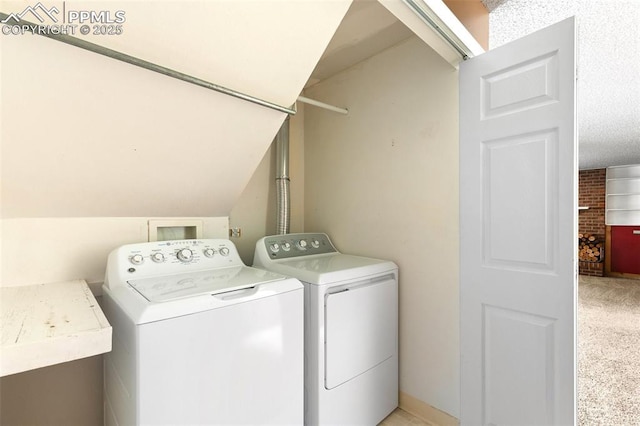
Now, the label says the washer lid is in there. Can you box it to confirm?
[128,266,285,302]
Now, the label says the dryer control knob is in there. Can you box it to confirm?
[219,247,230,256]
[311,239,320,248]
[270,243,280,253]
[203,248,216,258]
[151,252,165,263]
[176,248,193,262]
[130,254,144,265]
[297,239,308,250]
[282,242,291,251]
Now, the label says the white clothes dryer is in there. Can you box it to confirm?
[254,233,398,426]
[102,239,303,426]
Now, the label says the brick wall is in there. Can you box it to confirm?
[578,168,606,276]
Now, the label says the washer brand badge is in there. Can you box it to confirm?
[1,1,126,36]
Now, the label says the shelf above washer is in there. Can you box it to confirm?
[1,280,112,377]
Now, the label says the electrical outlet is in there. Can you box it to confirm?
[229,227,242,238]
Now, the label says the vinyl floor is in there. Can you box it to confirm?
[379,408,431,426]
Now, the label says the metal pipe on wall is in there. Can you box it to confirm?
[275,118,290,235]
[0,13,296,116]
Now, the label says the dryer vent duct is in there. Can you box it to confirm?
[275,118,290,235]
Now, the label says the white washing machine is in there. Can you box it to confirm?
[102,239,304,426]
[254,233,398,425]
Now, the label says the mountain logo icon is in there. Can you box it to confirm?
[1,2,60,24]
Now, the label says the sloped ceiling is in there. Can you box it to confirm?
[305,0,479,87]
[482,0,640,170]
[307,0,414,87]
[0,0,351,218]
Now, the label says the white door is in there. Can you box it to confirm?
[460,17,577,425]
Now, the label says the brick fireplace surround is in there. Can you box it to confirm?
[578,169,606,276]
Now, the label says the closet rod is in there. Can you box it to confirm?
[0,13,296,116]
[297,96,348,115]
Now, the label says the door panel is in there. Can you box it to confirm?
[483,305,556,424]
[460,17,577,425]
[481,51,559,119]
[483,129,559,271]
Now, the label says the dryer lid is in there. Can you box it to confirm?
[267,253,397,285]
[128,266,285,302]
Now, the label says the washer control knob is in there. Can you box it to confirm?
[297,239,308,250]
[130,254,144,265]
[219,247,230,256]
[203,248,216,258]
[269,243,280,253]
[151,252,165,263]
[282,242,291,251]
[311,239,320,249]
[176,248,193,262]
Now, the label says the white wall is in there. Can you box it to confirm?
[0,1,350,219]
[1,217,229,289]
[304,36,461,418]
[1,356,104,426]
[230,105,306,265]
[1,33,282,219]
[0,1,350,423]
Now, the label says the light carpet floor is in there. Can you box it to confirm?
[579,275,640,425]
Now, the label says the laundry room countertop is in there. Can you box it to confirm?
[0,279,112,377]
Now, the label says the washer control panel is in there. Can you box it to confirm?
[261,233,337,259]
[107,239,241,281]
